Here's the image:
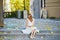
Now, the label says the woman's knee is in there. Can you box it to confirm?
[32,29,36,33]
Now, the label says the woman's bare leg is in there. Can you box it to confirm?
[30,30,34,38]
[32,30,36,38]
[30,30,36,38]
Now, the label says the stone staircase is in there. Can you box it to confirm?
[0,29,60,40]
[0,18,60,40]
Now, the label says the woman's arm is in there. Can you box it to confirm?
[26,19,28,28]
[32,18,35,27]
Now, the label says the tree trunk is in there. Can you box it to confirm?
[0,0,4,27]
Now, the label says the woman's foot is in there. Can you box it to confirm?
[30,36,33,39]
[32,36,35,38]
[30,36,35,39]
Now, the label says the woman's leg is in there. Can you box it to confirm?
[32,30,36,38]
[30,30,34,38]
[30,30,36,38]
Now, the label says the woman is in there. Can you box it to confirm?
[22,14,39,39]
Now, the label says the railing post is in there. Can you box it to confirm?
[17,10,21,19]
[23,10,27,19]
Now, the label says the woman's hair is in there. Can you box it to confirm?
[27,14,33,22]
[28,14,32,16]
[27,14,32,18]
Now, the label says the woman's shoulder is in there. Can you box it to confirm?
[33,18,35,21]
[26,18,29,21]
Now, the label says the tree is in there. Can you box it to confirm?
[10,0,24,11]
[10,0,30,12]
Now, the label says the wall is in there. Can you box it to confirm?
[46,0,60,19]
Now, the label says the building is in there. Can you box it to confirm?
[30,0,60,19]
[46,0,60,19]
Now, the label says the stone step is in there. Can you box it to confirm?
[0,29,60,33]
[2,18,60,40]
[0,33,60,36]
[0,30,60,40]
[0,29,60,36]
[4,18,60,30]
[0,33,60,40]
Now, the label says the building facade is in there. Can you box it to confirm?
[46,0,60,19]
[30,0,41,18]
[30,0,60,19]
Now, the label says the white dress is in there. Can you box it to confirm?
[22,18,39,34]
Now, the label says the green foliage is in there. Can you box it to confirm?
[10,0,24,11]
[4,0,30,18]
[10,0,30,12]
[5,11,17,18]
